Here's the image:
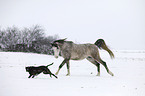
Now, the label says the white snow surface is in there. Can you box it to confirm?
[0,50,145,96]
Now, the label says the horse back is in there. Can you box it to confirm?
[61,43,98,60]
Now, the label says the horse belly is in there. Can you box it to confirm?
[70,52,88,60]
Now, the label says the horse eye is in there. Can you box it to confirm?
[52,43,59,49]
[54,44,57,47]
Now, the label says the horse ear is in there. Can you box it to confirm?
[62,38,67,41]
[59,38,67,44]
[52,38,67,45]
[58,38,67,43]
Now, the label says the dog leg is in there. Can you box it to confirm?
[50,74,52,78]
[32,75,35,78]
[28,74,32,78]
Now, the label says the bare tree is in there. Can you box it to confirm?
[0,25,59,54]
[0,27,20,47]
[21,25,44,45]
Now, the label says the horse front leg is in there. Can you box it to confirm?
[55,59,66,75]
[66,60,70,76]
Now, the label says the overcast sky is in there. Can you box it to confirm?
[0,0,145,50]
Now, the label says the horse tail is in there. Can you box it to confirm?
[95,39,114,59]
[46,62,54,67]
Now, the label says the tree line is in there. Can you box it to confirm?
[0,25,59,55]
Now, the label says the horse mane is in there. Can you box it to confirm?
[66,41,73,43]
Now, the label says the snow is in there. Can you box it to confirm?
[0,51,145,96]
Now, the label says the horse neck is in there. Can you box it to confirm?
[60,42,73,51]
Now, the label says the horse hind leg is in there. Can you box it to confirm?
[101,60,114,76]
[87,57,100,76]
[93,55,114,76]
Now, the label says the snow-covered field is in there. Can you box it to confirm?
[0,50,145,96]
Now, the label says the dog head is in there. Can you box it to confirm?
[25,67,30,72]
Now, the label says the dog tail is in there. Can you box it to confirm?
[52,74,58,79]
[95,39,115,59]
[46,63,54,67]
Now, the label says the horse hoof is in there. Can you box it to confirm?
[109,71,114,76]
[96,74,100,76]
[111,74,114,76]
[66,74,70,76]
[96,73,100,76]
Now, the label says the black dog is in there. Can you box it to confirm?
[25,63,57,78]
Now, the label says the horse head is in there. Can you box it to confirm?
[51,38,67,58]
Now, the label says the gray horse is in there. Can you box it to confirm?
[51,38,114,76]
